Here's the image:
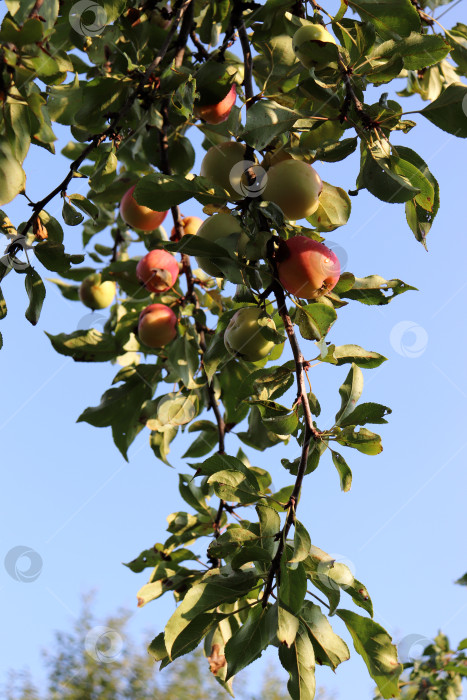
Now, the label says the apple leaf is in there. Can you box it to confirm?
[331,450,353,492]
[335,426,383,455]
[339,275,417,305]
[0,143,26,206]
[225,604,278,679]
[320,344,387,369]
[337,609,403,699]
[242,100,302,151]
[346,0,420,40]
[45,329,120,362]
[135,174,229,210]
[335,363,364,425]
[421,83,467,137]
[300,601,350,670]
[369,32,451,70]
[338,402,392,427]
[307,181,351,231]
[24,267,46,326]
[279,624,316,700]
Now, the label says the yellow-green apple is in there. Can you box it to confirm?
[194,84,237,125]
[300,120,344,151]
[136,249,179,293]
[120,185,167,231]
[263,159,323,220]
[171,216,203,237]
[79,273,116,310]
[224,307,276,362]
[195,212,243,276]
[200,141,248,201]
[138,303,177,348]
[292,24,338,69]
[277,236,340,299]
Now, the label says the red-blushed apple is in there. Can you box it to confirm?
[194,84,237,125]
[138,303,177,348]
[277,236,340,299]
[224,307,276,362]
[79,273,116,310]
[200,141,248,201]
[171,216,203,238]
[263,159,323,221]
[136,249,179,293]
[292,24,338,69]
[120,185,168,231]
[195,212,243,276]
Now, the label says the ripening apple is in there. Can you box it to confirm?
[120,185,168,231]
[195,212,243,277]
[194,84,237,125]
[136,249,179,293]
[171,216,203,238]
[138,303,177,348]
[263,159,323,221]
[79,273,116,310]
[200,141,248,201]
[292,24,338,69]
[277,236,340,299]
[224,307,276,362]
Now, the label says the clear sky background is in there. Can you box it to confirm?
[1,2,467,698]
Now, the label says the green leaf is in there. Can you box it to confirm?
[164,569,259,657]
[369,32,451,70]
[346,0,420,40]
[338,402,392,427]
[35,240,85,273]
[279,624,316,700]
[321,344,387,369]
[307,182,351,231]
[360,143,420,204]
[337,609,402,699]
[209,470,259,504]
[290,520,311,563]
[225,604,277,679]
[242,101,301,151]
[46,329,120,362]
[340,275,417,305]
[331,450,352,492]
[152,394,198,429]
[295,303,337,341]
[421,83,467,138]
[78,365,160,459]
[62,200,84,226]
[135,174,229,210]
[208,527,258,559]
[257,503,280,557]
[24,267,45,326]
[89,148,118,192]
[0,16,43,47]
[182,430,218,459]
[0,142,26,205]
[335,364,364,425]
[335,426,383,455]
[300,601,350,670]
[47,278,80,301]
[455,572,467,586]
[231,546,272,570]
[69,194,99,221]
[150,425,178,466]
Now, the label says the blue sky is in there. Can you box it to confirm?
[1,4,467,698]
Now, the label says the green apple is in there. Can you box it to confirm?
[292,24,338,69]
[263,159,323,221]
[79,273,116,310]
[195,212,243,277]
[224,307,276,362]
[200,141,248,201]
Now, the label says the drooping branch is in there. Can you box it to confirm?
[14,0,194,241]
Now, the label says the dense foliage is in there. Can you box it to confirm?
[1,0,466,697]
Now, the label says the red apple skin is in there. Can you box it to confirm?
[120,185,168,231]
[277,236,340,299]
[138,303,177,348]
[136,249,179,293]
[194,85,236,125]
[171,216,203,238]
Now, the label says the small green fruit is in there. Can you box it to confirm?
[195,213,243,277]
[79,274,116,310]
[224,307,276,362]
[292,24,338,69]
